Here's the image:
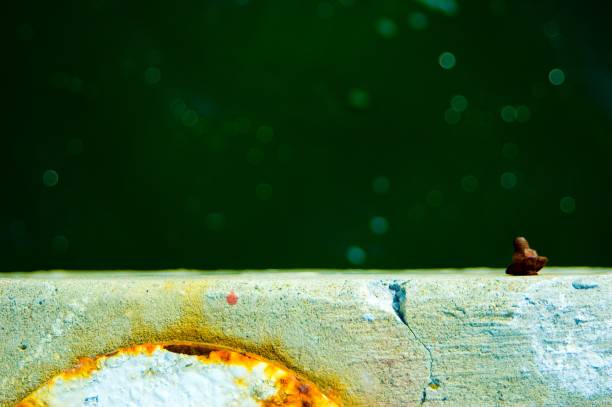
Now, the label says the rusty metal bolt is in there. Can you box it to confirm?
[506,236,548,276]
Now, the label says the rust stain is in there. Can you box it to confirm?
[45,344,165,383]
[16,342,339,407]
[506,236,548,276]
[127,285,280,373]
[57,356,98,380]
[11,281,351,406]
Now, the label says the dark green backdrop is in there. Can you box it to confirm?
[6,0,612,271]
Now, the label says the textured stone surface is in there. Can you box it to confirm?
[399,270,611,406]
[0,269,610,406]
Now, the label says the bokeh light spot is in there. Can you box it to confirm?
[460,175,479,192]
[450,94,468,112]
[500,172,517,189]
[348,88,370,109]
[376,18,398,38]
[549,68,565,86]
[52,235,69,253]
[144,67,161,85]
[560,196,576,214]
[256,125,275,143]
[426,190,444,207]
[42,170,59,187]
[502,142,519,160]
[500,105,517,123]
[372,176,390,195]
[370,216,389,235]
[346,245,366,266]
[516,105,531,122]
[205,212,225,230]
[444,108,461,124]
[256,183,273,201]
[408,12,428,30]
[418,0,458,16]
[438,52,456,70]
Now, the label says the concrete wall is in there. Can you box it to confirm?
[1,269,610,406]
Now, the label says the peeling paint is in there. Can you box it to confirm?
[16,343,339,407]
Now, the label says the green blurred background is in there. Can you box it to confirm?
[6,0,612,271]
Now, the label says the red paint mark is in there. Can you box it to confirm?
[226,290,238,305]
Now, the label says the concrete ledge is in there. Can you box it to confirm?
[1,269,610,406]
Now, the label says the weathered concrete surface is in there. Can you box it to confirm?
[0,269,610,406]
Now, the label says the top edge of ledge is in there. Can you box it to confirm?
[1,267,611,280]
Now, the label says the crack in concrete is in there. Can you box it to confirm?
[388,282,438,404]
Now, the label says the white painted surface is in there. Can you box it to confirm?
[42,348,278,407]
[512,280,612,397]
